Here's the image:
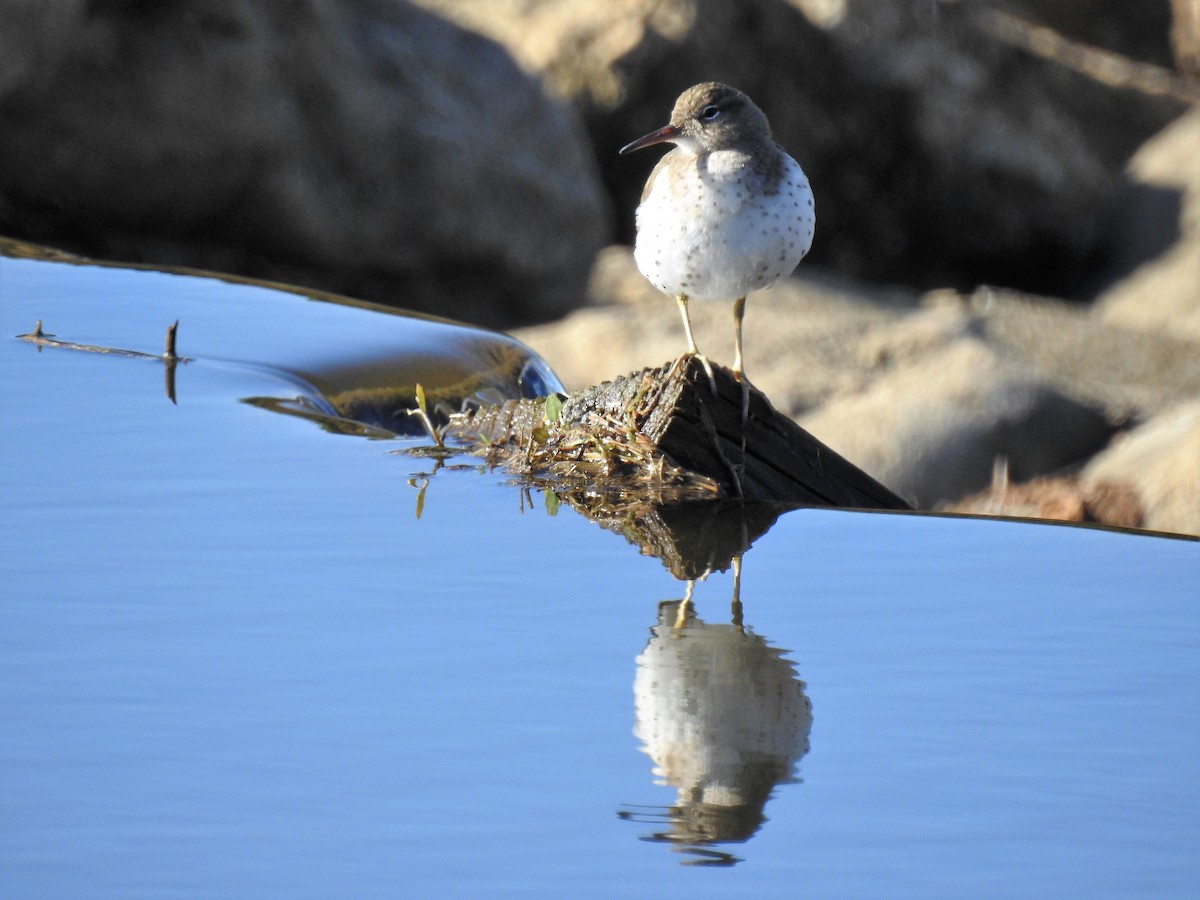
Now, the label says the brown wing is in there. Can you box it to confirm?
[639,150,678,204]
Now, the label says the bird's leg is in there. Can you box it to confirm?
[731,554,744,632]
[676,294,717,392]
[732,296,747,380]
[732,296,750,424]
[677,294,699,356]
[674,579,696,629]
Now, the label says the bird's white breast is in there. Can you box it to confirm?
[633,148,815,302]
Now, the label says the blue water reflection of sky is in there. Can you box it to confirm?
[2,255,1197,898]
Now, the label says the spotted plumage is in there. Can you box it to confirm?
[620,82,815,379]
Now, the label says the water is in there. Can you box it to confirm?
[2,251,1197,898]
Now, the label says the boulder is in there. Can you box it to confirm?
[961,286,1200,420]
[0,0,608,326]
[1091,107,1200,341]
[994,0,1178,69]
[796,339,1115,508]
[1082,402,1200,536]
[1172,0,1200,76]
[945,475,1145,529]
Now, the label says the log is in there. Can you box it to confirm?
[585,499,794,582]
[448,356,911,510]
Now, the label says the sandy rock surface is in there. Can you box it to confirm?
[1092,107,1200,340]
[1083,402,1200,535]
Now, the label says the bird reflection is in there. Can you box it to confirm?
[621,560,812,866]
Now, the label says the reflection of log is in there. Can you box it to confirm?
[449,356,910,509]
[583,500,790,582]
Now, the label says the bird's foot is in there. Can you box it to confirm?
[669,351,718,393]
[691,352,718,394]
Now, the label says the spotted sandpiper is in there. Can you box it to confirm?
[620,82,815,382]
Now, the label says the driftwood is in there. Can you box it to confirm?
[18,319,186,402]
[448,356,910,510]
[442,357,910,579]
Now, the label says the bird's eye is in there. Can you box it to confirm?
[701,105,720,121]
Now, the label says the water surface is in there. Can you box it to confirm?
[2,253,1196,898]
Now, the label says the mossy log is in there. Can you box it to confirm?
[448,356,911,510]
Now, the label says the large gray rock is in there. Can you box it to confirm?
[0,0,608,326]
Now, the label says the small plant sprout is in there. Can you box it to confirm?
[406,476,430,519]
[406,383,446,448]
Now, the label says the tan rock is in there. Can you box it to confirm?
[1083,480,1145,530]
[796,339,1114,507]
[1173,0,1200,77]
[1083,402,1200,536]
[854,301,977,370]
[947,475,1089,523]
[946,474,1145,529]
[1093,107,1200,341]
[409,0,694,105]
[963,286,1200,420]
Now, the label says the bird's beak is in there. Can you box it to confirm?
[619,123,681,155]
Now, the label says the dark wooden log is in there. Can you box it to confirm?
[593,499,794,581]
[449,356,911,510]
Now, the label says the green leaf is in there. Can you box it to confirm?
[544,490,560,516]
[544,393,563,423]
[408,477,429,519]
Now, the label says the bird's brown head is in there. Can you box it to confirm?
[620,82,772,156]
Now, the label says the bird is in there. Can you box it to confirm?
[619,82,815,383]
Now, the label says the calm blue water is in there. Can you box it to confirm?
[2,254,1197,898]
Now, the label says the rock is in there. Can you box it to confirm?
[0,0,608,327]
[947,475,1090,523]
[947,401,1200,535]
[420,0,1186,297]
[1172,0,1200,77]
[796,340,1116,508]
[1082,401,1200,536]
[1091,107,1200,341]
[963,286,1200,420]
[995,0,1178,69]
[946,475,1145,529]
[1083,480,1146,530]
